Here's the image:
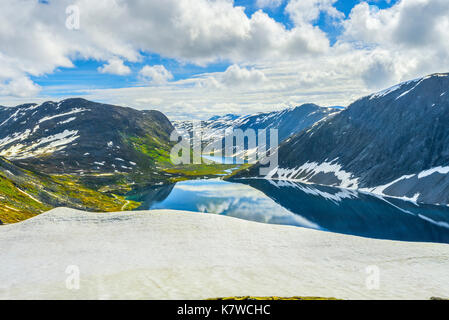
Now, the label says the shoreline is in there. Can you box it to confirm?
[1,208,448,300]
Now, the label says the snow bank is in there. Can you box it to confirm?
[0,208,448,300]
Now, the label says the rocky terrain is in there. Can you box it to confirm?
[0,98,174,174]
[235,73,449,205]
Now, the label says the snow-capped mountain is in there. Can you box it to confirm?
[173,104,339,154]
[235,73,449,206]
[0,98,174,174]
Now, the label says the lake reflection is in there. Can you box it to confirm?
[127,179,449,244]
[128,179,320,229]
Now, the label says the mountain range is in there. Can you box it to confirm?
[173,104,338,157]
[2,72,449,223]
[235,73,449,206]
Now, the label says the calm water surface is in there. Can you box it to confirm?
[127,179,449,244]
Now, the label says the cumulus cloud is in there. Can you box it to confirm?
[222,65,267,86]
[198,65,267,89]
[1,0,449,119]
[341,0,449,87]
[256,0,284,9]
[98,58,131,75]
[285,0,344,25]
[139,65,174,85]
[342,0,449,49]
[0,77,41,98]
[0,0,333,99]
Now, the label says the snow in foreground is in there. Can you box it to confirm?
[0,208,448,300]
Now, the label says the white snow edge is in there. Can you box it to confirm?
[0,208,448,300]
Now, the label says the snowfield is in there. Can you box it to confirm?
[0,208,448,300]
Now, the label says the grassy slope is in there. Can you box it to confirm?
[0,159,139,224]
[0,130,251,224]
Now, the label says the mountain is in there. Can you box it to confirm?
[234,73,449,205]
[0,156,138,224]
[173,104,339,155]
[0,98,174,174]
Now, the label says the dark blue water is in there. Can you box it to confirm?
[127,179,449,244]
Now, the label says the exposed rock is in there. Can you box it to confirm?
[237,73,449,205]
[0,98,174,174]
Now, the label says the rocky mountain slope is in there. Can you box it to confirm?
[0,98,247,223]
[0,98,174,174]
[235,73,449,205]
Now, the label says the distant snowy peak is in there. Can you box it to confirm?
[208,114,240,121]
[368,72,449,101]
[174,104,339,146]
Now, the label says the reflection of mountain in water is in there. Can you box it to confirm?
[127,184,175,209]
[238,179,449,244]
[126,178,449,244]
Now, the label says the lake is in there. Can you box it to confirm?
[127,178,449,244]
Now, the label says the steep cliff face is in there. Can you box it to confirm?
[236,73,449,205]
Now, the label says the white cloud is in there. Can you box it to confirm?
[0,77,41,98]
[0,0,449,120]
[0,0,333,99]
[198,65,267,89]
[342,0,449,48]
[285,0,343,25]
[98,58,131,76]
[340,0,449,87]
[139,65,174,85]
[256,0,284,9]
[222,65,267,86]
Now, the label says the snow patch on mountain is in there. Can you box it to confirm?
[38,108,89,124]
[0,130,32,148]
[0,130,80,159]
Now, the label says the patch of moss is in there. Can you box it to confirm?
[124,134,172,168]
[0,168,141,224]
[164,164,238,176]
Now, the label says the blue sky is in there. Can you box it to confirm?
[31,0,399,98]
[2,0,447,120]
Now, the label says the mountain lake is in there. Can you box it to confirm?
[126,178,449,244]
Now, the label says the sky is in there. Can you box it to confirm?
[1,0,448,120]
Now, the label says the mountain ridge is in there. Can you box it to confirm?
[0,98,174,175]
[174,104,339,157]
[234,72,449,205]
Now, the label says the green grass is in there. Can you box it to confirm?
[124,134,172,167]
[0,134,254,225]
[164,163,251,182]
[0,165,140,224]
